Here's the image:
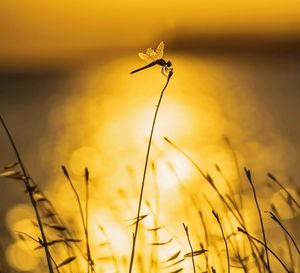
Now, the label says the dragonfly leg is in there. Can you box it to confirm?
[161,66,168,77]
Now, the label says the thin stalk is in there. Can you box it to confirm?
[202,196,225,273]
[164,138,263,273]
[16,232,60,273]
[244,168,270,272]
[164,139,242,223]
[267,173,300,209]
[238,227,290,273]
[164,137,206,178]
[84,167,94,273]
[223,206,248,273]
[270,206,295,272]
[199,211,210,273]
[61,166,94,273]
[268,211,299,254]
[146,201,186,250]
[285,234,295,273]
[148,162,159,273]
[212,211,230,273]
[50,255,61,273]
[128,69,173,273]
[0,115,54,273]
[217,166,249,269]
[183,223,196,273]
[29,178,83,271]
[153,162,159,273]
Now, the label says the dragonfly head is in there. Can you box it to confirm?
[166,61,172,67]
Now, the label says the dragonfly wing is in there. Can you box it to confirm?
[138,52,153,63]
[150,51,159,60]
[156,41,165,59]
[145,47,159,61]
[146,48,154,56]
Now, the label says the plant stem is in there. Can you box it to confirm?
[164,138,263,273]
[199,211,210,273]
[212,210,230,273]
[183,223,196,273]
[85,167,93,273]
[0,115,54,273]
[244,168,271,272]
[61,166,94,273]
[267,173,300,209]
[128,69,174,273]
[268,211,300,254]
[238,227,290,273]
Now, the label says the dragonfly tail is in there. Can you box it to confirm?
[130,68,142,74]
[130,62,156,74]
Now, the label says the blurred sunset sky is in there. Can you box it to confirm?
[0,1,299,272]
[1,0,300,70]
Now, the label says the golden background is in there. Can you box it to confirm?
[0,1,299,272]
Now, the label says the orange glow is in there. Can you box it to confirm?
[70,146,102,177]
[4,53,298,272]
[6,241,39,271]
[1,0,300,69]
[1,2,299,271]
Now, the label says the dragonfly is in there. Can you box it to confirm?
[130,41,172,76]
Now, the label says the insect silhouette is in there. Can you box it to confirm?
[130,41,172,76]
